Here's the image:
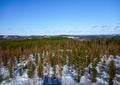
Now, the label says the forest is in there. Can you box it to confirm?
[0,37,120,85]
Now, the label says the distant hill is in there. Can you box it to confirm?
[0,34,120,41]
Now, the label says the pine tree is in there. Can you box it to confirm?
[9,64,13,78]
[38,62,43,78]
[19,65,23,76]
[109,60,116,85]
[9,57,14,78]
[53,64,56,78]
[27,62,35,78]
[27,65,33,78]
[0,75,2,83]
[76,67,80,82]
[91,66,97,82]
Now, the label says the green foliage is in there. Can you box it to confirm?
[38,62,43,78]
[9,57,14,78]
[76,67,81,82]
[53,65,56,78]
[9,64,13,78]
[0,37,119,82]
[0,38,120,59]
[27,65,33,78]
[19,65,23,76]
[27,62,35,78]
[35,53,38,65]
[27,67,33,78]
[0,75,2,83]
[76,75,80,82]
[109,60,116,85]
[91,66,97,82]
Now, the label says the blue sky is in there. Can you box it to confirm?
[0,0,120,35]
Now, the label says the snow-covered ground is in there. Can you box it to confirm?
[0,54,120,85]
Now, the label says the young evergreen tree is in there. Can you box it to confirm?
[19,65,23,76]
[91,66,97,82]
[9,64,13,78]
[27,65,33,78]
[9,57,13,78]
[53,64,56,78]
[109,60,116,85]
[76,67,80,82]
[38,62,43,78]
[27,62,35,78]
[0,74,2,83]
[91,58,98,83]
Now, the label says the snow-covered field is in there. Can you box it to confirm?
[0,53,120,85]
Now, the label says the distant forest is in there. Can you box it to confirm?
[0,37,120,66]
